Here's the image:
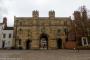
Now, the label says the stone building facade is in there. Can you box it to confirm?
[14,10,72,49]
[14,7,90,49]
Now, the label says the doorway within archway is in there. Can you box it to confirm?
[26,39,31,50]
[2,41,5,48]
[57,38,62,49]
[40,33,48,49]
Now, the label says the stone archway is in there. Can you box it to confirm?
[40,33,48,49]
[26,39,31,50]
[57,38,62,49]
[2,41,5,48]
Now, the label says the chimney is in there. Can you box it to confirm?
[3,17,7,29]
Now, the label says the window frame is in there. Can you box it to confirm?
[9,33,11,38]
[3,34,6,38]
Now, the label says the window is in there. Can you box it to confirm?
[20,22,22,26]
[19,28,22,31]
[18,28,22,33]
[19,39,21,45]
[57,29,61,33]
[3,34,6,38]
[64,28,68,34]
[9,34,11,38]
[57,29,61,38]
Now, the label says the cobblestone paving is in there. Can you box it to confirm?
[0,49,89,60]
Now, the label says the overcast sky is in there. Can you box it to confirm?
[0,0,90,26]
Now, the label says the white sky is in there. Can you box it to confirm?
[0,0,90,26]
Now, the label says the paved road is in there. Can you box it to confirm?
[0,49,90,60]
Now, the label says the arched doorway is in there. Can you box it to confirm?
[26,39,31,50]
[40,33,48,49]
[2,41,5,48]
[57,38,62,49]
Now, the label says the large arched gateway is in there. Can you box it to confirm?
[14,10,73,49]
[40,33,48,49]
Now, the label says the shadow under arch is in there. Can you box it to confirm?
[57,38,62,49]
[39,33,48,49]
[25,39,32,50]
[2,41,5,48]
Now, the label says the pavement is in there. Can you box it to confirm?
[0,49,89,60]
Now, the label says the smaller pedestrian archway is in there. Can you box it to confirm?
[26,39,31,50]
[2,41,5,48]
[57,38,62,49]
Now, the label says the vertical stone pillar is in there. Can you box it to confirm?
[48,39,57,49]
[12,38,15,47]
[61,31,66,49]
[62,38,65,49]
[62,40,64,49]
[32,39,39,49]
[61,35,66,48]
[22,40,26,49]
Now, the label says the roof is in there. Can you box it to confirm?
[4,27,13,30]
[15,17,71,20]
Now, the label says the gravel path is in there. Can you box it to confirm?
[0,50,89,60]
